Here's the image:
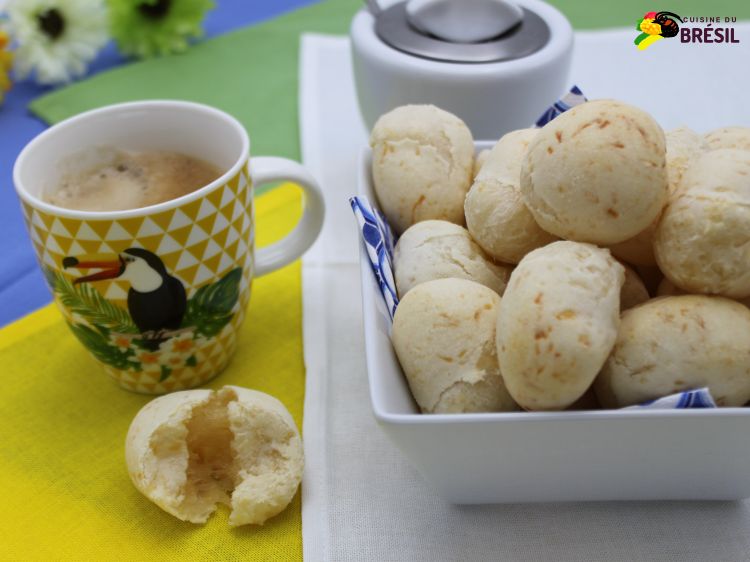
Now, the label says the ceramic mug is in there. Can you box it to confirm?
[13,100,325,394]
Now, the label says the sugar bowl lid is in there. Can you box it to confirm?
[368,0,550,63]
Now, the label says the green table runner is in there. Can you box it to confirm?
[31,0,749,160]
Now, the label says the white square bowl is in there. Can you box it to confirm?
[358,143,750,504]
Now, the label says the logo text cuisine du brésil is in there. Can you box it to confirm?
[681,15,740,44]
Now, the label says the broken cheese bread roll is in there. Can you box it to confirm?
[125,385,303,526]
[392,278,518,414]
[393,220,512,297]
[520,99,668,245]
[370,104,474,234]
[496,241,624,411]
[654,149,750,299]
[465,128,558,264]
[595,296,750,407]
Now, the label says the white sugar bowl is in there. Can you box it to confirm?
[350,0,574,139]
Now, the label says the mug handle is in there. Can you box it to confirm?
[250,156,325,277]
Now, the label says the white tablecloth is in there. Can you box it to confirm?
[298,29,750,562]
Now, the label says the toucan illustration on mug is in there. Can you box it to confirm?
[63,248,187,347]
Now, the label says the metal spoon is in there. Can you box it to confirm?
[405,0,524,43]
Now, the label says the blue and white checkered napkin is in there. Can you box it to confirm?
[350,86,718,410]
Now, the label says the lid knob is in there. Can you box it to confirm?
[368,0,550,63]
[405,0,523,43]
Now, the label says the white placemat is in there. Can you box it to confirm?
[299,30,750,562]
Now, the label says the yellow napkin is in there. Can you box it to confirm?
[0,186,304,560]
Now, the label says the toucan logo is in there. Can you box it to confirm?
[635,11,683,50]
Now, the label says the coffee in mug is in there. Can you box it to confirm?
[44,147,223,212]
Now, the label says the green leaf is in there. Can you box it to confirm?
[182,268,242,337]
[159,365,172,382]
[186,355,197,367]
[196,268,242,314]
[68,322,138,371]
[50,269,139,334]
[185,311,234,338]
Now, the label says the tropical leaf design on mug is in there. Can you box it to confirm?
[67,322,141,371]
[45,268,139,334]
[181,267,242,337]
[46,266,243,379]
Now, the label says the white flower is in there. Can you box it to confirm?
[135,349,161,372]
[5,0,108,85]
[108,332,135,351]
[158,330,197,356]
[158,351,186,370]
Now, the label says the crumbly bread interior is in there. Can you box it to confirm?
[180,390,238,521]
[228,401,301,526]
